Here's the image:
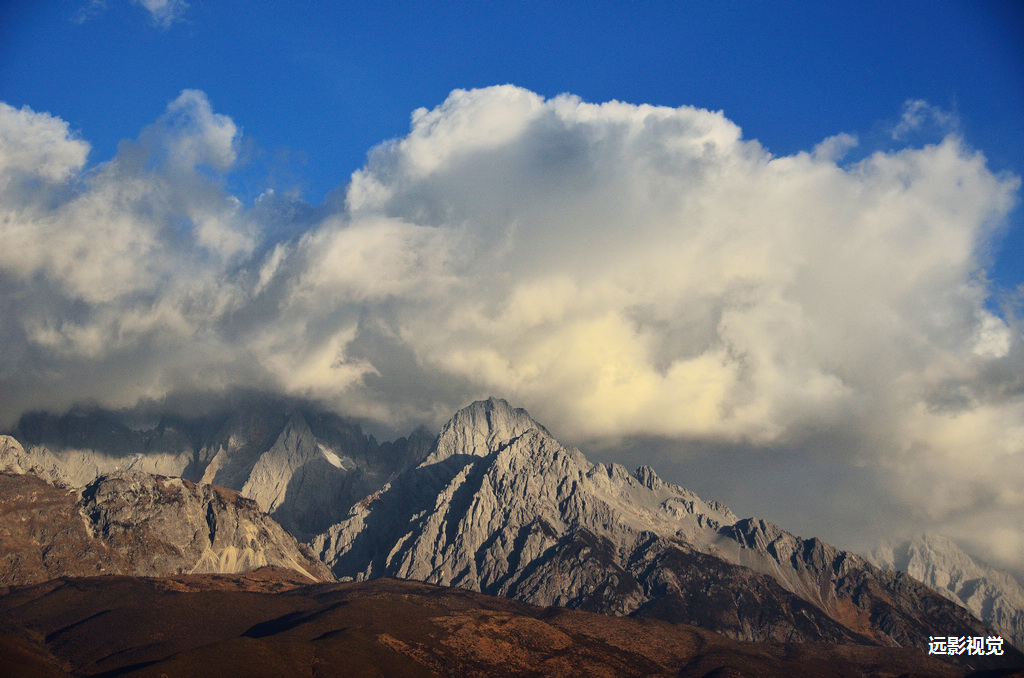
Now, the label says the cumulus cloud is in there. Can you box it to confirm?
[812,133,858,162]
[334,89,1018,444]
[0,90,255,416]
[1,85,1022,572]
[0,103,90,187]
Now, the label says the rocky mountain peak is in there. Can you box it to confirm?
[426,397,548,464]
[632,464,663,490]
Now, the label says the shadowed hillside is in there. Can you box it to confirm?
[0,568,995,678]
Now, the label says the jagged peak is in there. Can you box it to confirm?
[874,532,1022,587]
[633,464,663,490]
[873,533,975,569]
[602,462,632,481]
[453,397,542,427]
[426,397,549,463]
[0,434,25,454]
[916,531,966,551]
[866,532,1024,650]
[722,516,788,550]
[281,408,313,437]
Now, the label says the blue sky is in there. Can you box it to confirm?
[2,1,1022,286]
[2,1,1024,570]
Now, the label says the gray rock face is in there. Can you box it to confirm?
[3,397,431,540]
[0,469,334,586]
[426,397,547,464]
[315,400,736,592]
[312,398,1005,660]
[81,471,334,581]
[869,534,1024,650]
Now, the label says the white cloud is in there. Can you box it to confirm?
[1,86,1023,572]
[74,0,189,28]
[132,0,188,28]
[0,91,248,306]
[891,99,960,141]
[812,132,858,162]
[0,103,89,186]
[73,1,108,25]
[141,89,239,172]
[330,90,1018,449]
[973,311,1012,358]
[0,91,255,423]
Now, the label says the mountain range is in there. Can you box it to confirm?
[2,395,1022,674]
[310,398,1016,669]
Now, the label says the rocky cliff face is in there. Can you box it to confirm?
[869,534,1024,650]
[0,468,333,586]
[312,398,1011,668]
[4,396,432,540]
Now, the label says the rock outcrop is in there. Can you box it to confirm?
[0,470,333,586]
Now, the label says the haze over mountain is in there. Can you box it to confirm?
[3,394,431,540]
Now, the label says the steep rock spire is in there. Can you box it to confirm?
[425,397,547,464]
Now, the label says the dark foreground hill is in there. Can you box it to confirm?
[0,567,1001,678]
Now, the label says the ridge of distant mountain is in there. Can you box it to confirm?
[0,465,333,586]
[2,394,432,540]
[0,569,971,678]
[312,397,1020,670]
[869,533,1024,651]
